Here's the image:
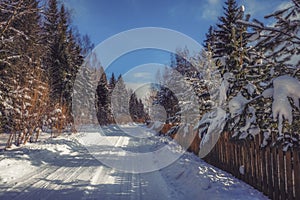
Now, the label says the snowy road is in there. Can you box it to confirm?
[0,125,268,200]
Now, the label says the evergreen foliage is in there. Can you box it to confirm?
[0,0,89,147]
[95,67,111,125]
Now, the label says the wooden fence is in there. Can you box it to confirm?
[204,131,300,200]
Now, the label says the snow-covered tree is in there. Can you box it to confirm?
[203,26,217,56]
[230,0,300,149]
[0,0,90,146]
[72,52,98,125]
[0,0,51,147]
[43,1,82,124]
[129,92,147,123]
[111,75,131,124]
[109,73,116,90]
[96,67,112,125]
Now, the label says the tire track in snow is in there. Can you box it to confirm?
[5,145,94,199]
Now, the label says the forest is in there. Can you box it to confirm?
[0,0,299,150]
[0,0,147,148]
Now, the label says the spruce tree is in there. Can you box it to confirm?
[0,0,50,146]
[95,67,111,125]
[237,0,300,147]
[109,73,116,89]
[44,1,83,125]
[43,0,61,103]
[64,29,83,120]
[203,26,217,55]
[73,46,97,125]
[129,92,139,121]
[213,0,250,84]
[129,92,147,123]
[111,75,130,124]
[80,34,94,57]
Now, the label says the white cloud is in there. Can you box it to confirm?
[123,63,165,84]
[276,1,292,10]
[200,0,222,20]
[208,0,220,5]
[133,72,152,78]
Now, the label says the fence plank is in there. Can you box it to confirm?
[255,136,262,191]
[238,141,242,177]
[279,149,286,200]
[224,135,229,172]
[285,150,293,199]
[294,149,300,200]
[237,145,243,179]
[202,131,300,200]
[233,141,238,176]
[250,140,255,186]
[266,147,274,197]
[241,143,246,181]
[261,147,268,195]
[273,147,280,200]
[246,142,252,185]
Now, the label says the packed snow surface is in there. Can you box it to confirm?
[0,125,267,200]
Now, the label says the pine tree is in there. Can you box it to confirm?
[128,92,146,122]
[236,0,300,147]
[129,92,139,121]
[95,67,111,125]
[64,29,83,121]
[0,0,50,147]
[43,0,61,103]
[244,0,300,74]
[44,1,83,126]
[80,34,94,58]
[203,26,217,55]
[109,73,116,89]
[213,0,250,81]
[111,75,130,124]
[72,46,98,125]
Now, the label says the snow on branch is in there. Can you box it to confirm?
[8,27,29,40]
[270,75,300,135]
[0,59,12,66]
[264,6,293,19]
[236,20,300,42]
[228,92,249,118]
[196,108,227,158]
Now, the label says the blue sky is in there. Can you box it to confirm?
[63,0,288,45]
[62,0,290,98]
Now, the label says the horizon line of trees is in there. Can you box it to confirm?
[95,69,149,125]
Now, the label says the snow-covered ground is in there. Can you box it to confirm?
[0,125,268,200]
